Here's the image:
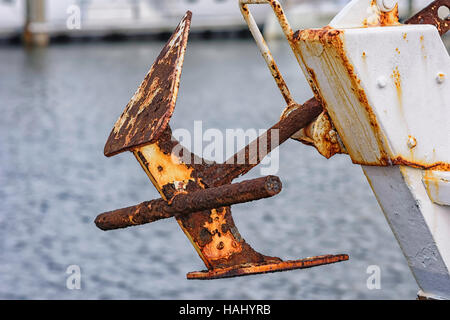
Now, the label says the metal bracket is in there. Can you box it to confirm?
[287,0,450,299]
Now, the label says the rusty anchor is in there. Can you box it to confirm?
[96,11,348,280]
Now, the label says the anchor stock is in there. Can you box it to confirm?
[97,11,348,280]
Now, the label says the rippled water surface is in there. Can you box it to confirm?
[0,39,419,299]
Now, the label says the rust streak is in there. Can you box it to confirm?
[391,66,402,107]
[391,157,450,171]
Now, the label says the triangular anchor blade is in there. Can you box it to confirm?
[104,11,192,157]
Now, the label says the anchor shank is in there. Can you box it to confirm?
[95,175,282,231]
[204,97,323,186]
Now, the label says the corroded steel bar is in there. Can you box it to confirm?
[95,176,282,231]
[204,97,323,186]
[405,0,449,35]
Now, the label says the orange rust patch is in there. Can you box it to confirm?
[201,209,242,261]
[294,26,342,43]
[363,18,368,27]
[362,3,401,27]
[295,111,346,159]
[379,5,400,26]
[135,143,194,190]
[391,66,402,105]
[407,135,417,149]
[419,35,428,59]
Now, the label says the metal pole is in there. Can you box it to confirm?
[95,176,282,231]
[24,0,48,47]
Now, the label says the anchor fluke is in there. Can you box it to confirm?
[103,11,192,157]
[187,254,349,280]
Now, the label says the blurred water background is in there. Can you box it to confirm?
[0,37,422,299]
[2,0,448,300]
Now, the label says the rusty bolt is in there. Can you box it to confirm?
[377,0,398,12]
[436,73,445,84]
[377,76,387,88]
[407,136,417,149]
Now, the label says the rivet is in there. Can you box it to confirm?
[377,0,398,12]
[377,76,387,88]
[437,6,450,20]
[436,73,445,84]
[407,136,417,149]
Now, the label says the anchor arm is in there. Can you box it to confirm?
[200,97,323,187]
